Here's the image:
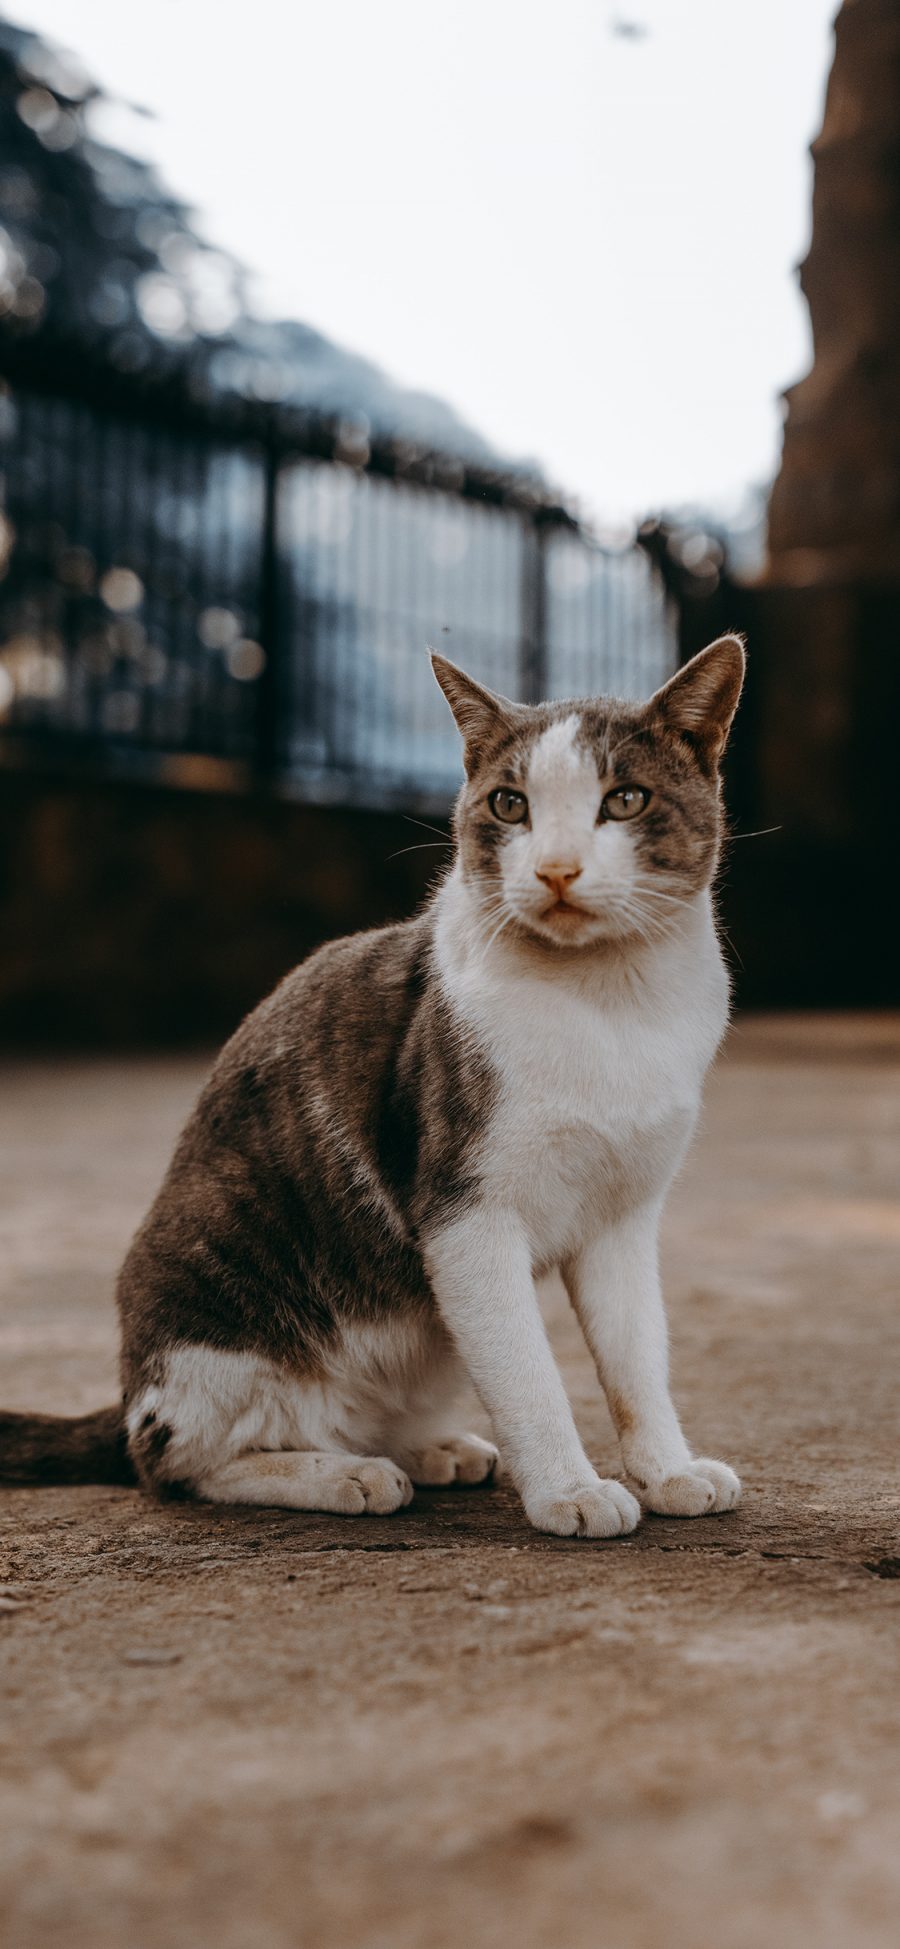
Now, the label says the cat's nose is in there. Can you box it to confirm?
[535,861,583,900]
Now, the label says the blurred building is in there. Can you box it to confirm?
[675,0,900,1012]
[0,19,678,1043]
[769,0,900,580]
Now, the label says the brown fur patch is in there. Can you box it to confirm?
[118,915,495,1426]
[606,1390,635,1436]
[0,1406,134,1486]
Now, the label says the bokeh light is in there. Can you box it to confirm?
[225,638,266,682]
[99,567,144,612]
[197,606,242,650]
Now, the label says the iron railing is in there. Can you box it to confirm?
[0,334,677,809]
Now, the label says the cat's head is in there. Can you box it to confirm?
[431,637,745,949]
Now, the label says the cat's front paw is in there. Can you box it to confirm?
[632,1457,741,1517]
[526,1477,641,1539]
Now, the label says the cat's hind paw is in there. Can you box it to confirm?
[526,1477,641,1539]
[336,1458,414,1515]
[400,1433,500,1487]
[634,1457,741,1518]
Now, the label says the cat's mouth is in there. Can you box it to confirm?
[532,896,604,942]
[522,890,637,948]
[540,896,593,923]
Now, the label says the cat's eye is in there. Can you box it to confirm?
[601,785,650,822]
[488,788,529,825]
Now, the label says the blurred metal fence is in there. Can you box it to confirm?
[0,340,677,809]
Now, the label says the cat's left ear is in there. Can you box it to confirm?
[430,652,517,768]
[648,635,745,771]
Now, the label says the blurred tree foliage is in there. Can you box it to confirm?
[0,17,495,456]
[0,18,245,386]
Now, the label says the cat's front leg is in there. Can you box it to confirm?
[564,1207,741,1517]
[423,1206,641,1538]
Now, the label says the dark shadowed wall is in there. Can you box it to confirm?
[4,640,898,1054]
[0,769,447,1047]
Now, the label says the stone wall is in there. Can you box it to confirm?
[768,0,900,580]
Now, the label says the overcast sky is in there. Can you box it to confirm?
[13,0,836,523]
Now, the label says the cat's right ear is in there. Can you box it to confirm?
[430,652,515,766]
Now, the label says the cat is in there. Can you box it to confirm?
[0,635,745,1538]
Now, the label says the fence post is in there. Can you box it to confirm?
[255,424,281,786]
[519,513,549,703]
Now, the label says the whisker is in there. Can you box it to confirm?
[468,887,515,948]
[467,888,509,919]
[402,814,453,840]
[471,905,511,940]
[386,840,453,861]
[608,895,680,947]
[629,882,687,903]
[631,892,693,912]
[622,886,679,910]
[479,909,515,958]
[716,922,745,970]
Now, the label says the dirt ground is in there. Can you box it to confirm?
[1,1016,899,1949]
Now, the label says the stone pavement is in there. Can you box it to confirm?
[1,1017,899,1949]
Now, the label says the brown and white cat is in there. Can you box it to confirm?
[0,637,745,1538]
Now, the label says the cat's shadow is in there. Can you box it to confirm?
[132,1480,747,1558]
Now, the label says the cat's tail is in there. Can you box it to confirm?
[0,1405,136,1486]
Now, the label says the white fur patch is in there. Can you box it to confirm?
[426,868,735,1534]
[525,714,591,790]
[524,716,600,865]
[128,1315,464,1487]
[433,870,729,1262]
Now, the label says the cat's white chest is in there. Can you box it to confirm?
[476,994,696,1261]
[438,891,728,1266]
